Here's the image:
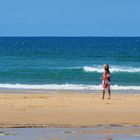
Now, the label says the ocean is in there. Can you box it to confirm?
[0,37,140,92]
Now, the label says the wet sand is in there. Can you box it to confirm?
[0,91,140,128]
[0,126,140,140]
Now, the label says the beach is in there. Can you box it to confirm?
[0,37,140,139]
[0,91,140,128]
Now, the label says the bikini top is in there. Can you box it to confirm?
[102,72,111,81]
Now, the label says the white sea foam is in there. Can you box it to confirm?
[83,66,140,73]
[0,83,140,91]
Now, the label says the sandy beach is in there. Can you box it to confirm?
[0,91,140,128]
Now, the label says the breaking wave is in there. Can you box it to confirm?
[83,66,140,73]
[0,83,140,91]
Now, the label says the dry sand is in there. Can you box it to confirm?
[0,91,140,128]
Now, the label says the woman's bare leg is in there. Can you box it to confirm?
[102,90,105,99]
[108,89,111,99]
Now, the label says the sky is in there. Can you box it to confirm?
[0,0,140,36]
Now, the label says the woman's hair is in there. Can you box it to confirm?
[104,64,110,73]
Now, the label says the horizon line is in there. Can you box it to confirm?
[0,36,140,38]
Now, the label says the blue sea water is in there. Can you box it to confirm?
[0,37,140,92]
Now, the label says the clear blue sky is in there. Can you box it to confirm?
[0,0,139,36]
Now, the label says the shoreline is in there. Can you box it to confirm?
[0,91,140,128]
[0,124,140,128]
[0,89,140,94]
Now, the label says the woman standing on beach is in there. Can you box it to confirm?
[101,64,111,99]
